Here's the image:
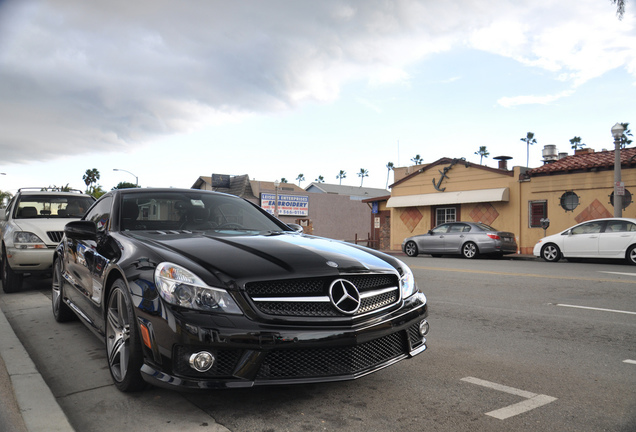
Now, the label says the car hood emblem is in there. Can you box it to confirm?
[329,279,361,315]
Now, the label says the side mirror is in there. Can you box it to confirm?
[65,220,97,241]
[428,230,433,235]
[286,223,304,234]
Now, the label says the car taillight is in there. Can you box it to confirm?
[487,233,501,240]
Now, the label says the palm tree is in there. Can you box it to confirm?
[620,122,633,148]
[296,173,305,186]
[280,178,288,183]
[520,132,537,167]
[385,162,394,188]
[612,0,626,19]
[83,168,100,189]
[315,175,325,183]
[474,146,490,164]
[357,168,369,187]
[336,170,347,185]
[569,136,586,151]
[411,154,423,165]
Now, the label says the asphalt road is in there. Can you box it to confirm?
[1,255,635,432]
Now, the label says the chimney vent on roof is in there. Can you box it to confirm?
[542,145,558,164]
[558,152,568,160]
[493,155,512,170]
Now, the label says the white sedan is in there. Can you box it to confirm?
[533,218,636,264]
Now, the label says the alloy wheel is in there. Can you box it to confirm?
[107,288,132,383]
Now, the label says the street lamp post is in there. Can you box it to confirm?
[612,123,626,217]
[113,169,138,187]
[274,179,280,218]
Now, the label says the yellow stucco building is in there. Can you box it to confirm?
[385,147,636,255]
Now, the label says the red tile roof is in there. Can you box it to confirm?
[526,147,636,176]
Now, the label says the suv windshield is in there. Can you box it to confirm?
[15,195,94,219]
[121,191,285,233]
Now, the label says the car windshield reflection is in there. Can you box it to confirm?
[120,191,285,234]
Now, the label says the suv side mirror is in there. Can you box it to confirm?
[65,220,97,241]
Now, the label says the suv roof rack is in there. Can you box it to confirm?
[17,187,86,194]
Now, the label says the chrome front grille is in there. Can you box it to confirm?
[47,231,64,243]
[246,274,400,318]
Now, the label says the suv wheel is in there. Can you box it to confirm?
[2,246,23,293]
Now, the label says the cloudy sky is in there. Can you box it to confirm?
[0,0,635,193]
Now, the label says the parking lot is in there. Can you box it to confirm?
[1,255,635,431]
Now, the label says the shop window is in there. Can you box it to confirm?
[610,189,632,210]
[560,191,579,212]
[529,201,547,228]
[435,207,456,225]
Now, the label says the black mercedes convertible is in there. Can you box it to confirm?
[52,188,428,391]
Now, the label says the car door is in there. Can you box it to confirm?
[443,223,470,253]
[418,224,449,253]
[562,220,606,257]
[598,220,636,257]
[63,196,113,330]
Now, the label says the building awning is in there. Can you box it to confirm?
[387,187,509,208]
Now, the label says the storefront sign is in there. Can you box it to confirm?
[261,193,309,216]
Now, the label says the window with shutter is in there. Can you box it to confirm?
[529,201,547,227]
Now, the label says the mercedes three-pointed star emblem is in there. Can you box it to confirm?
[329,279,361,315]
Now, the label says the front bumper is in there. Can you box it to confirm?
[136,292,428,390]
[4,246,55,273]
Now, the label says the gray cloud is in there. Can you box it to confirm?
[0,0,632,164]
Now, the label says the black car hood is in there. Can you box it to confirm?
[123,231,399,284]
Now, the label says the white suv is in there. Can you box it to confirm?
[0,188,95,293]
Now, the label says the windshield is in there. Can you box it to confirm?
[121,191,286,233]
[15,195,94,219]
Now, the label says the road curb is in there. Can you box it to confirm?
[0,297,75,432]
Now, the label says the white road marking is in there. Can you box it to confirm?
[599,271,636,277]
[461,377,557,420]
[624,360,636,365]
[556,304,636,315]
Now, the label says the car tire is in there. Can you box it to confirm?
[1,245,23,293]
[541,244,561,262]
[626,245,636,265]
[51,257,76,322]
[106,279,146,392]
[404,241,419,257]
[461,242,479,259]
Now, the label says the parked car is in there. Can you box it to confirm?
[52,188,429,392]
[402,221,518,259]
[533,218,636,264]
[0,188,95,293]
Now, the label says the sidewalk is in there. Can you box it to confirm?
[0,292,75,432]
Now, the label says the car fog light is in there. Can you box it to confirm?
[189,351,215,372]
[419,319,429,337]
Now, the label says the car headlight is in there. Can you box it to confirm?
[13,232,47,249]
[154,262,242,314]
[396,258,418,299]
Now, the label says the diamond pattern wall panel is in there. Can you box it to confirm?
[469,203,499,226]
[575,199,612,223]
[400,207,423,232]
